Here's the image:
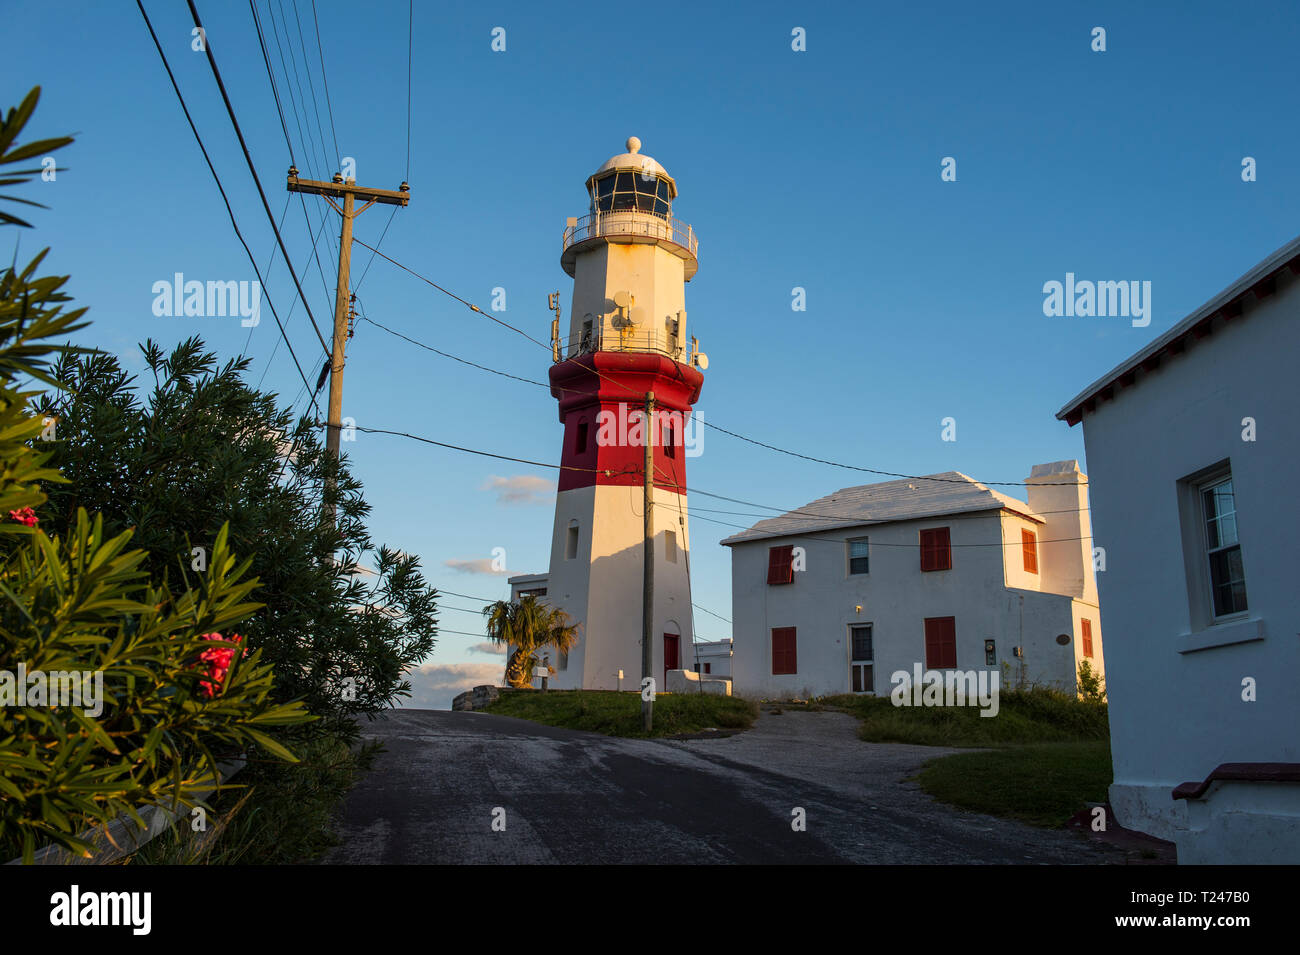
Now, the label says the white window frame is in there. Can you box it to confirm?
[846,537,870,576]
[1200,474,1248,621]
[1177,460,1254,638]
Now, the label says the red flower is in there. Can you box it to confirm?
[194,632,245,698]
[8,507,37,527]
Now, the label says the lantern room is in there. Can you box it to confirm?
[586,137,678,216]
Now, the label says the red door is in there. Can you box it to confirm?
[663,633,680,688]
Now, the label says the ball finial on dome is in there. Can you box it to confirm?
[626,136,641,154]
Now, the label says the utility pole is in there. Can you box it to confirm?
[286,167,409,524]
[642,391,655,732]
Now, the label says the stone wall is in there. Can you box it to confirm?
[452,684,505,711]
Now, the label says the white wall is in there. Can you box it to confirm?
[568,241,688,358]
[1077,268,1300,858]
[728,509,1087,700]
[545,484,696,690]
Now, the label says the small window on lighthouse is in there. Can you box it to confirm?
[666,529,678,563]
[575,420,589,454]
[566,522,580,560]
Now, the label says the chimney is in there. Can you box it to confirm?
[1025,460,1097,603]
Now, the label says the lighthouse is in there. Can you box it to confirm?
[535,137,707,691]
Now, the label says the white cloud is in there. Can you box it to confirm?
[467,641,506,656]
[400,662,504,710]
[444,558,510,576]
[480,474,554,506]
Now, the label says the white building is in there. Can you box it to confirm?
[721,464,1104,700]
[507,138,709,691]
[1057,235,1300,864]
[693,638,733,678]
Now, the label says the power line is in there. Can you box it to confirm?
[307,0,341,166]
[286,0,336,170]
[347,421,1098,549]
[186,0,333,360]
[693,603,730,625]
[136,0,321,418]
[438,588,504,603]
[256,195,333,390]
[343,1,415,295]
[358,315,546,388]
[249,0,339,306]
[405,0,413,180]
[355,298,1102,521]
[242,193,292,357]
[346,239,1088,489]
[350,236,553,350]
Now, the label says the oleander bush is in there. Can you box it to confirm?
[0,87,313,863]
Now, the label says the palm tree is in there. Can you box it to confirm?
[483,595,581,689]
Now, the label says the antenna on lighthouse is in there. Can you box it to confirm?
[548,291,562,362]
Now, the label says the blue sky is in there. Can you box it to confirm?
[5,1,1298,707]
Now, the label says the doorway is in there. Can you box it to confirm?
[663,632,680,689]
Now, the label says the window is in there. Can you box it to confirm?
[767,544,794,585]
[703,663,711,674]
[565,522,579,560]
[919,527,952,572]
[1202,476,1248,617]
[850,623,873,693]
[665,529,677,563]
[848,538,869,575]
[1080,619,1094,658]
[591,170,673,216]
[771,627,797,674]
[1021,528,1038,574]
[924,616,957,669]
[575,420,589,455]
[664,420,676,458]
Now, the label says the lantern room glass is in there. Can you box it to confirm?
[590,172,672,217]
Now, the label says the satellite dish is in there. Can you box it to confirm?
[628,306,646,326]
[612,291,632,309]
[695,352,709,370]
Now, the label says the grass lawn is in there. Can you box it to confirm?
[818,689,1108,747]
[913,740,1113,827]
[817,688,1112,827]
[482,689,758,739]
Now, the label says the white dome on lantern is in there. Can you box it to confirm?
[588,136,677,197]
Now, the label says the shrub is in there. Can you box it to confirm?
[0,88,311,863]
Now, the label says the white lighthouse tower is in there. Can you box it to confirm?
[534,137,707,690]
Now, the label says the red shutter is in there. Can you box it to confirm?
[920,527,951,572]
[924,616,957,669]
[767,545,794,585]
[1081,619,1093,658]
[1022,529,1038,574]
[772,627,797,674]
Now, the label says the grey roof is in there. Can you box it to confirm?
[718,472,1042,546]
[1057,232,1300,422]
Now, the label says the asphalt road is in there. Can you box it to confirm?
[322,707,1115,865]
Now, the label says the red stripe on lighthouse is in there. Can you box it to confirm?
[550,353,703,494]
